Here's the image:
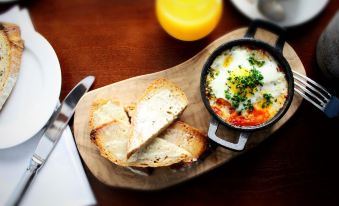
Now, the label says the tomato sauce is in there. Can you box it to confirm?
[228,109,270,126]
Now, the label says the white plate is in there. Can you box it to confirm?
[0,32,61,149]
[230,0,329,27]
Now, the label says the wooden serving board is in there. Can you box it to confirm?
[73,28,305,190]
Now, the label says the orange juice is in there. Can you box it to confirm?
[156,0,223,41]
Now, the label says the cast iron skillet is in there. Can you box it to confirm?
[200,20,294,151]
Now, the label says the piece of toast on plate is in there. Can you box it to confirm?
[126,78,188,158]
[91,120,192,167]
[90,98,207,167]
[0,23,24,110]
[90,99,189,170]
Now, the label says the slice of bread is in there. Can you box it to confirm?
[126,103,207,161]
[160,121,207,161]
[127,78,188,158]
[90,99,129,130]
[0,23,24,110]
[90,120,131,166]
[128,137,192,167]
[91,120,192,167]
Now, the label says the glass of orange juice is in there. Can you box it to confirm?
[156,0,223,41]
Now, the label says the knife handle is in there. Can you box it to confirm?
[6,159,41,206]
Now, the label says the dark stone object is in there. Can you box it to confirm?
[317,11,339,80]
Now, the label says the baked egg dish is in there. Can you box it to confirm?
[205,45,288,127]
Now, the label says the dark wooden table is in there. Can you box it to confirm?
[7,0,339,205]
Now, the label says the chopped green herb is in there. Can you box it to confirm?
[243,99,254,111]
[262,93,273,108]
[224,68,265,111]
[208,67,214,78]
[224,90,232,100]
[208,67,219,78]
[230,94,247,108]
[231,68,264,95]
[248,55,265,67]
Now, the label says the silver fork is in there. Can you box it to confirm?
[293,70,339,118]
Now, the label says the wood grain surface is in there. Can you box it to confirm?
[5,0,339,205]
[73,28,305,190]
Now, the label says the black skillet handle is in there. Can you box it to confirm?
[208,118,251,151]
[244,19,286,53]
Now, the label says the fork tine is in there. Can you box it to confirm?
[294,81,328,106]
[294,88,325,111]
[293,75,330,103]
[292,70,331,98]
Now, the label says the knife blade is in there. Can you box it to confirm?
[6,76,95,206]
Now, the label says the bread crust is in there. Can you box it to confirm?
[0,23,24,110]
[138,78,188,104]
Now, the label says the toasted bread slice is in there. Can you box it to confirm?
[127,78,188,158]
[90,99,129,130]
[126,103,207,161]
[91,120,191,167]
[90,120,131,166]
[128,138,191,167]
[161,121,207,161]
[0,23,24,110]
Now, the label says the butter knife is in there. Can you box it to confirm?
[6,76,95,206]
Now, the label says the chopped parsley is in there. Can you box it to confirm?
[228,68,264,96]
[225,68,265,111]
[243,99,254,111]
[230,93,247,108]
[262,93,273,108]
[224,90,232,100]
[208,67,220,78]
[248,55,265,67]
